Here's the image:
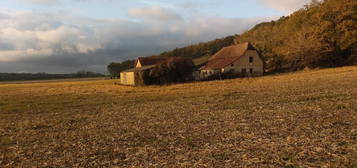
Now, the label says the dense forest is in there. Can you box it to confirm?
[108,0,356,75]
[237,0,356,71]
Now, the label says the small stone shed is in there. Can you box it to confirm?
[120,65,155,86]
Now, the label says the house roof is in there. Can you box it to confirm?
[122,65,156,73]
[135,56,167,67]
[202,42,256,70]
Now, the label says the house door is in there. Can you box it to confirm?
[241,68,247,77]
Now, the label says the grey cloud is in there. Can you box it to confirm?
[0,13,10,19]
[0,42,15,50]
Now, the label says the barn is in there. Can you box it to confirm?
[199,42,264,79]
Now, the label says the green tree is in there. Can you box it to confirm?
[107,60,135,78]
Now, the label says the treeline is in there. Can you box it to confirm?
[0,71,104,82]
[156,36,235,60]
[107,36,235,77]
[236,0,356,72]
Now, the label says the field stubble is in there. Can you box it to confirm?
[0,66,357,167]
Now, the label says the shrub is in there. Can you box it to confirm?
[149,57,195,85]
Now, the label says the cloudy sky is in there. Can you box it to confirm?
[0,0,311,73]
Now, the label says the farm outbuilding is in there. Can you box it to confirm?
[198,42,264,80]
[120,65,155,86]
[120,56,167,85]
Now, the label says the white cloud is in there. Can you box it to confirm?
[0,10,102,62]
[129,6,182,22]
[20,0,59,5]
[257,0,312,12]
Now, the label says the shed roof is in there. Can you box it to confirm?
[122,65,156,73]
[203,42,256,70]
[135,56,167,67]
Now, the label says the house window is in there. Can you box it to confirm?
[250,68,253,74]
[249,57,253,63]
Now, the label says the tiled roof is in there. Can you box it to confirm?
[203,42,255,70]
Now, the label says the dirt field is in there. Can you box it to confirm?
[0,66,356,167]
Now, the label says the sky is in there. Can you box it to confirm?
[0,0,312,73]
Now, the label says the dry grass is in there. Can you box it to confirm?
[0,66,357,167]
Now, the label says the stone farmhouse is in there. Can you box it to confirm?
[198,42,264,80]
